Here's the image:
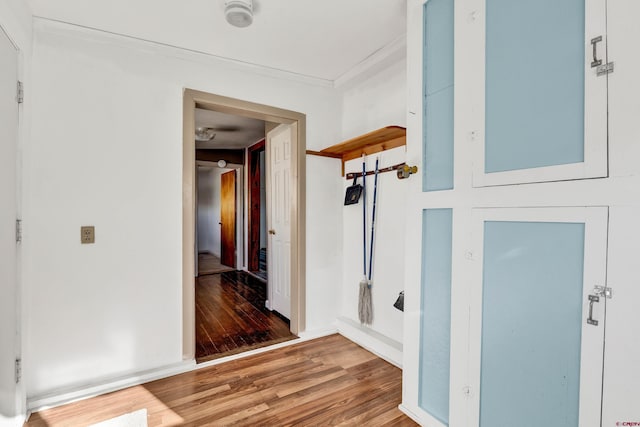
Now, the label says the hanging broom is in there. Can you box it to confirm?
[359,156,370,324]
[359,157,379,325]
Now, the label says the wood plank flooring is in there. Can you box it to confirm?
[26,334,416,427]
[196,271,296,363]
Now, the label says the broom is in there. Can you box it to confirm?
[359,157,379,325]
[358,156,370,324]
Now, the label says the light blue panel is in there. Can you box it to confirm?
[424,0,454,95]
[485,0,585,173]
[480,221,585,427]
[419,209,452,425]
[423,0,454,191]
[424,87,454,192]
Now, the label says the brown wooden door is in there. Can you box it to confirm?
[220,170,236,268]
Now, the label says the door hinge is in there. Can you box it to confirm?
[594,285,613,299]
[596,62,614,77]
[15,358,21,384]
[16,219,22,243]
[16,81,24,104]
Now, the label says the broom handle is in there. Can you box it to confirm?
[368,158,379,281]
[362,156,367,276]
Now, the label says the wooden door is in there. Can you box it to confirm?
[0,26,19,418]
[220,170,236,268]
[248,140,265,272]
[267,124,292,319]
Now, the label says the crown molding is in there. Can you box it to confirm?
[333,34,407,89]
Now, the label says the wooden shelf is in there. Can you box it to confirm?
[306,126,406,175]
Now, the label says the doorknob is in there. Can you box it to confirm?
[269,229,276,235]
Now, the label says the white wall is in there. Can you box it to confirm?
[0,0,31,425]
[23,18,343,399]
[197,167,225,257]
[338,53,408,354]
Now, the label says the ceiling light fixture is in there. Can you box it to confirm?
[225,0,253,28]
[195,127,216,141]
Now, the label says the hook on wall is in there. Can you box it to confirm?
[397,164,418,179]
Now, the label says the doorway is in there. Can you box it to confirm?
[183,89,306,361]
[196,163,238,276]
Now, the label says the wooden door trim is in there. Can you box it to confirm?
[183,89,306,360]
[248,139,265,272]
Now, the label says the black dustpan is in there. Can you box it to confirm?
[344,175,363,205]
[393,291,404,312]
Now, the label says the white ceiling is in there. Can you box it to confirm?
[26,0,407,81]
[195,108,265,149]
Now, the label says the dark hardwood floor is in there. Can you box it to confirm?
[196,271,296,363]
[26,334,416,427]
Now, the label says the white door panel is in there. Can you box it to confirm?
[267,124,293,320]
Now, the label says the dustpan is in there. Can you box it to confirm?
[344,174,363,205]
[393,291,404,312]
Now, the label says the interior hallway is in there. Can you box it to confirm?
[196,271,296,362]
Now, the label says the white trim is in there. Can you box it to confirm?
[334,34,407,89]
[33,17,334,89]
[335,317,402,368]
[26,360,195,413]
[26,328,339,415]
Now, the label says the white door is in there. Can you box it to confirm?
[266,124,293,320]
[0,26,19,420]
[468,207,608,427]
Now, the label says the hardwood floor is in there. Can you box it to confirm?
[196,271,296,363]
[26,334,416,426]
[198,253,235,276]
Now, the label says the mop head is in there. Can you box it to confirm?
[358,278,372,325]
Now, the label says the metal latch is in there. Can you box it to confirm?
[596,62,614,76]
[594,285,613,299]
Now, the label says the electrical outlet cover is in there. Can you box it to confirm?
[81,226,95,244]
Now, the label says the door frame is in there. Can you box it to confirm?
[195,161,245,274]
[182,89,306,360]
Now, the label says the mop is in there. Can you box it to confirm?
[359,157,379,325]
[359,156,369,324]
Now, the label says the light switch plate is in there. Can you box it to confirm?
[81,226,95,244]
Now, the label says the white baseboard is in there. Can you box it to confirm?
[398,404,425,426]
[335,316,403,368]
[26,360,195,413]
[25,327,339,415]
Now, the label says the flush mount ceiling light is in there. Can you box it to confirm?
[225,0,253,28]
[195,127,216,141]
